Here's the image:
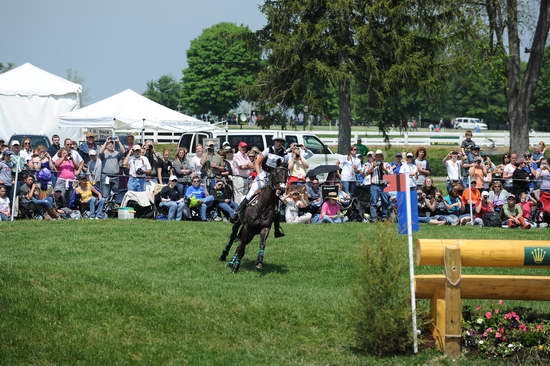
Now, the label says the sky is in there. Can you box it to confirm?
[0,0,265,104]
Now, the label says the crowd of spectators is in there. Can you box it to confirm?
[0,130,549,229]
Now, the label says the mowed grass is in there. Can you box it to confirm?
[1,221,550,365]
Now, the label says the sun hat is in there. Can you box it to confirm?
[375,149,384,155]
[327,191,338,200]
[273,132,285,142]
[85,131,95,138]
[88,149,97,156]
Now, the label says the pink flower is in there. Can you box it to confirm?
[536,325,544,330]
[498,327,505,333]
[486,327,493,333]
[495,309,500,314]
[485,312,492,319]
[518,324,528,332]
[504,313,513,320]
[498,300,504,305]
[475,306,482,311]
[495,332,502,338]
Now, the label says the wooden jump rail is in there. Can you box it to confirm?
[415,239,550,357]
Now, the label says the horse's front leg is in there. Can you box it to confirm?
[256,226,271,270]
[220,221,240,262]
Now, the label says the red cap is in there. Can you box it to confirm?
[238,142,248,148]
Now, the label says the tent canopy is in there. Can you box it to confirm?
[0,63,82,97]
[0,63,82,141]
[59,89,208,131]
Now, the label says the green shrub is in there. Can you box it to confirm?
[355,222,414,356]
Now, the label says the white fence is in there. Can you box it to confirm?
[133,129,550,147]
[316,130,550,147]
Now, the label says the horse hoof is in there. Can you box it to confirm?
[256,262,264,271]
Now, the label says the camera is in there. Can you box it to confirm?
[136,168,144,175]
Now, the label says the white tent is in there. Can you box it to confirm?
[59,89,209,133]
[0,63,82,141]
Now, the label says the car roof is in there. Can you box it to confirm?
[209,129,316,136]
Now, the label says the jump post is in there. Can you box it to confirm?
[415,239,550,357]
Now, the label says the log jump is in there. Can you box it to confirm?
[415,239,550,357]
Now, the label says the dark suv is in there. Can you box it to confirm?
[8,135,51,149]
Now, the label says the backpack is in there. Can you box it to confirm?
[482,211,501,227]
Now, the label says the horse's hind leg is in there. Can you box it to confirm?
[219,222,240,261]
[256,227,271,270]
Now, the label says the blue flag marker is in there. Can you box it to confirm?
[397,191,419,235]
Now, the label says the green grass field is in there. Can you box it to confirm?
[1,221,549,365]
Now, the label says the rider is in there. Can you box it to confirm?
[235,133,287,237]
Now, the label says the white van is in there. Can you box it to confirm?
[177,128,342,169]
[452,117,488,130]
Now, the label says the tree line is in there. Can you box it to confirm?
[141,1,547,154]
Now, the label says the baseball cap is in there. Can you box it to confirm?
[375,149,384,155]
[406,152,414,158]
[481,191,489,197]
[238,141,248,148]
[395,152,402,158]
[367,151,374,156]
[169,175,178,181]
[224,146,233,151]
[88,149,97,156]
[451,151,459,155]
[472,145,480,150]
[11,140,20,146]
[85,132,95,138]
[132,144,141,151]
[2,150,13,156]
[508,194,516,200]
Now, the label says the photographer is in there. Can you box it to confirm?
[99,136,125,198]
[143,141,162,183]
[201,143,224,191]
[288,144,309,185]
[367,150,391,222]
[53,148,79,195]
[123,145,151,192]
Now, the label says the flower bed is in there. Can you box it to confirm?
[463,301,550,360]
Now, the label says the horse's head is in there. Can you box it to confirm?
[270,166,288,190]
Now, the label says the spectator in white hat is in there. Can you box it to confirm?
[399,152,419,188]
[123,145,152,192]
[158,175,186,221]
[85,150,102,187]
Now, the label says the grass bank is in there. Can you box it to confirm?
[1,221,548,365]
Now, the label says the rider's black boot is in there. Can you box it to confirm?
[232,198,248,223]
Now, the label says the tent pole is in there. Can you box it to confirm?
[10,157,20,221]
[141,118,145,144]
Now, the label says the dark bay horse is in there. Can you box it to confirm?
[219,166,288,273]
